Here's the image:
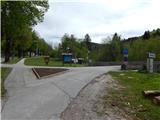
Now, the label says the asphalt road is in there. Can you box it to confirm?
[1,59,120,120]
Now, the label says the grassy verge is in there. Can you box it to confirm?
[6,57,22,64]
[1,67,12,97]
[24,57,87,67]
[107,71,160,120]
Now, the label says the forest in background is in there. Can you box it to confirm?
[90,28,160,62]
[52,28,160,62]
[1,1,160,63]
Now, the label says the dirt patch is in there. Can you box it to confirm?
[32,68,68,79]
[61,74,133,120]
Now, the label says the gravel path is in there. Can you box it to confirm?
[61,74,132,120]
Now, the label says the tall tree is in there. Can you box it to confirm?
[84,34,91,51]
[1,1,49,62]
[110,33,122,61]
[60,34,88,59]
[143,31,150,39]
[14,27,33,58]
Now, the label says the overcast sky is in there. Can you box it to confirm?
[34,0,160,47]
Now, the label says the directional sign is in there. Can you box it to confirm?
[148,52,156,58]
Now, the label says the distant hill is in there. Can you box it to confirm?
[121,28,160,61]
[122,28,160,44]
[90,42,104,51]
[90,28,160,61]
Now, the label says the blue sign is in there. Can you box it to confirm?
[64,55,72,63]
[123,48,128,55]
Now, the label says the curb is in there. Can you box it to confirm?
[32,68,69,79]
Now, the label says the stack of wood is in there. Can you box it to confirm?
[143,90,160,105]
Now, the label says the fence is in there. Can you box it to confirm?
[88,61,160,72]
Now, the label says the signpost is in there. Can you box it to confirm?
[147,52,156,73]
[122,48,128,70]
[123,48,128,55]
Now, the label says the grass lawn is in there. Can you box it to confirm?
[108,71,160,120]
[1,67,12,97]
[24,57,87,67]
[6,57,22,64]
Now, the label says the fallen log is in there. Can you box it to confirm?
[143,90,160,98]
[153,96,160,105]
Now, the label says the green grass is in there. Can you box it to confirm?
[108,71,160,120]
[24,57,87,67]
[6,57,22,64]
[1,67,12,97]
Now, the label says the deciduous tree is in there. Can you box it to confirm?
[1,1,49,62]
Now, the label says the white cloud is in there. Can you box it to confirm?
[34,0,160,44]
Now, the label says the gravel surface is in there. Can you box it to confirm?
[61,74,132,120]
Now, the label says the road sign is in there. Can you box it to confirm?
[123,48,128,55]
[148,52,156,58]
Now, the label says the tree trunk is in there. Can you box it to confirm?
[29,51,32,57]
[22,50,25,58]
[18,48,22,58]
[4,40,10,63]
[34,51,36,56]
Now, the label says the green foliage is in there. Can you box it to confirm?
[50,45,62,59]
[110,33,122,61]
[143,31,150,39]
[38,38,53,55]
[92,29,160,62]
[91,33,122,61]
[1,1,49,62]
[126,38,160,61]
[14,27,33,57]
[1,67,12,97]
[109,71,160,120]
[84,34,91,50]
[6,57,22,64]
[24,57,87,67]
[59,34,88,59]
[123,28,160,61]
